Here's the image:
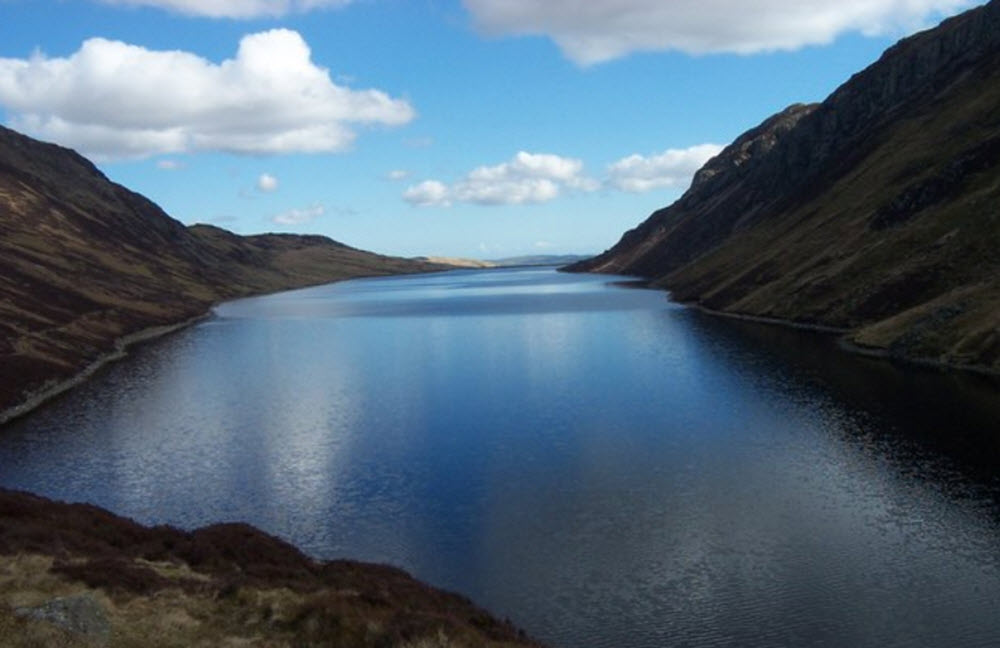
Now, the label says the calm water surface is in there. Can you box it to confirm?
[3,267,1000,647]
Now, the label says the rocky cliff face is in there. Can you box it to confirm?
[570,0,1000,373]
[0,126,442,419]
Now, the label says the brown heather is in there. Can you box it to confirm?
[0,489,542,647]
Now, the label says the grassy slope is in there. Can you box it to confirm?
[0,126,444,417]
[661,40,1000,370]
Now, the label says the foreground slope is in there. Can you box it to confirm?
[0,125,442,418]
[571,1,1000,373]
[0,489,540,647]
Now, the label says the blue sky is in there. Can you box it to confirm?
[0,0,982,259]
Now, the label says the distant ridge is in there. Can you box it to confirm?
[492,254,592,267]
[569,0,1000,374]
[416,256,498,268]
[0,125,444,420]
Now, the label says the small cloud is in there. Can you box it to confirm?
[534,240,553,249]
[607,144,723,193]
[156,159,184,170]
[257,173,279,192]
[403,180,451,207]
[273,203,325,225]
[386,169,411,181]
[405,151,597,208]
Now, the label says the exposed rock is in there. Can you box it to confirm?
[15,593,110,640]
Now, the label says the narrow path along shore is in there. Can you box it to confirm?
[684,297,1000,380]
[0,314,209,426]
[592,267,1000,381]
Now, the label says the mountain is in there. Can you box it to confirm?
[569,0,1000,374]
[0,125,443,420]
[0,488,540,647]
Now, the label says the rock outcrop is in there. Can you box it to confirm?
[570,0,1000,373]
[0,126,444,419]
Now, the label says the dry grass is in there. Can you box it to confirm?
[0,553,533,648]
[0,490,542,648]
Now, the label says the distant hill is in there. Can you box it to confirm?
[0,125,443,420]
[569,0,1000,374]
[412,254,592,269]
[415,256,498,268]
[492,254,592,267]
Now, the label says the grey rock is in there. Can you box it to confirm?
[15,593,110,640]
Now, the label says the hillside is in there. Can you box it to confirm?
[0,488,540,647]
[0,125,443,420]
[569,0,1000,373]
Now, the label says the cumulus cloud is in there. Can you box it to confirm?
[607,144,724,193]
[386,169,411,181]
[273,203,325,225]
[98,0,353,19]
[257,173,279,192]
[156,159,184,170]
[0,29,414,160]
[403,180,451,207]
[462,0,975,63]
[404,151,597,207]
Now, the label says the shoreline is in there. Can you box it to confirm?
[0,266,458,428]
[0,313,211,427]
[687,299,1000,381]
[587,268,1000,383]
[680,299,850,335]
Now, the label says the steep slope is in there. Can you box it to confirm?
[0,125,442,419]
[570,0,1000,373]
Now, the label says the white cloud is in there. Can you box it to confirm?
[403,180,451,207]
[0,29,414,159]
[156,159,184,170]
[462,0,976,63]
[98,0,353,19]
[405,151,597,207]
[607,144,724,193]
[386,169,411,181]
[257,172,279,192]
[273,203,325,225]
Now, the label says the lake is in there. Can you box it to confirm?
[2,266,1000,647]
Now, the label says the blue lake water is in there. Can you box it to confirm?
[3,266,1000,647]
